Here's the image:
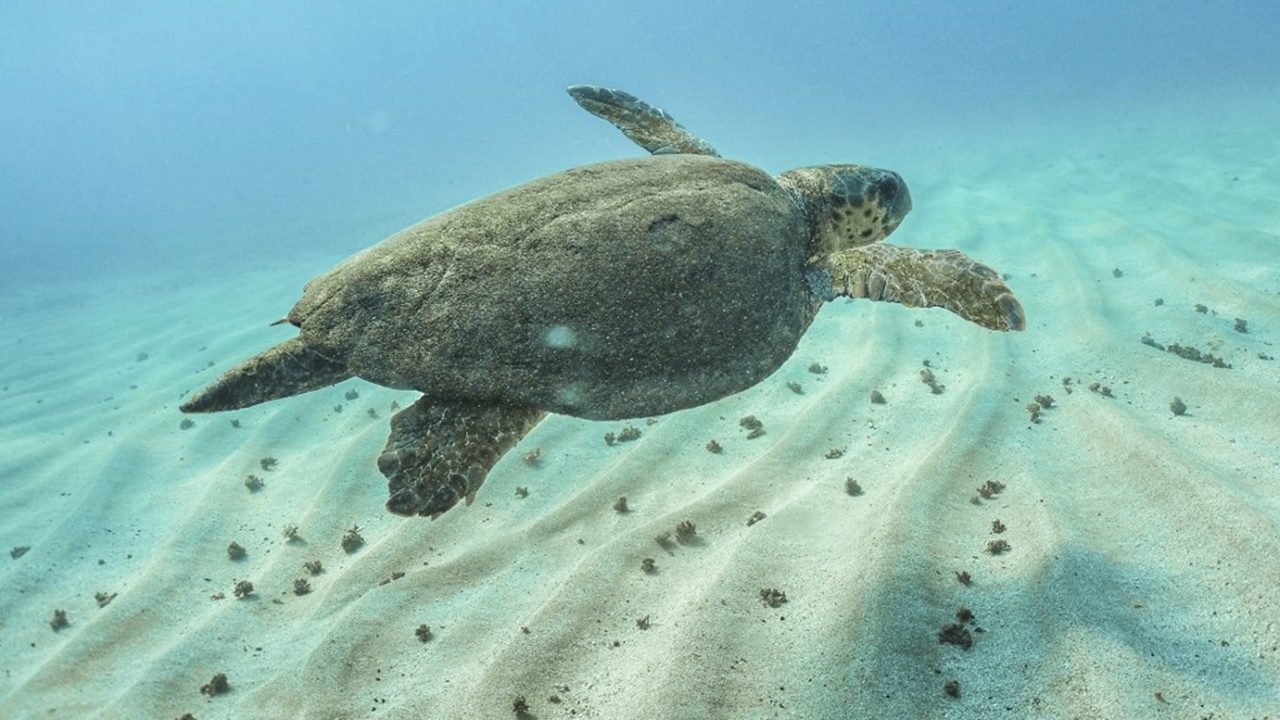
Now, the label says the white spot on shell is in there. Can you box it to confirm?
[545,325,577,349]
[556,385,579,406]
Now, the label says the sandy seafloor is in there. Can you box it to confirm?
[2,103,1279,720]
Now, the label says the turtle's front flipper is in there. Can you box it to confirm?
[180,337,353,412]
[819,244,1026,331]
[567,84,720,157]
[378,398,546,519]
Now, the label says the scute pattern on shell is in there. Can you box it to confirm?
[289,155,813,420]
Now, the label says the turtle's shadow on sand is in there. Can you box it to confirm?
[855,544,1277,709]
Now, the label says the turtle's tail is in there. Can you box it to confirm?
[180,336,353,413]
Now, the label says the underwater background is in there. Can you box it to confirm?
[2,1,1279,718]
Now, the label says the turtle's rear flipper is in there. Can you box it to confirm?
[378,398,546,519]
[180,337,354,412]
[567,84,720,157]
[821,244,1026,332]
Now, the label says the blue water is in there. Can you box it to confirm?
[3,0,1277,287]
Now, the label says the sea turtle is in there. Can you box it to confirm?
[181,85,1024,519]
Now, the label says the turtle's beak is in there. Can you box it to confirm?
[879,172,912,237]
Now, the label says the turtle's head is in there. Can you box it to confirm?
[777,164,912,260]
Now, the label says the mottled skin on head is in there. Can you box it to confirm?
[775,164,913,261]
[181,84,1025,521]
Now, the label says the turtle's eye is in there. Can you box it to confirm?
[876,178,898,203]
[876,172,912,219]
